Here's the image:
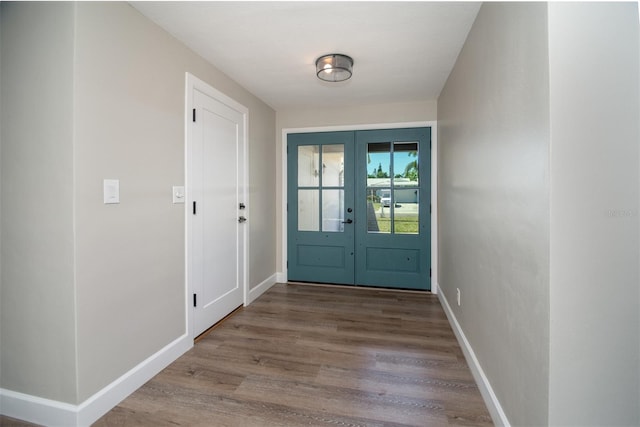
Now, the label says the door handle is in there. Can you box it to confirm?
[238,216,247,223]
[342,218,353,224]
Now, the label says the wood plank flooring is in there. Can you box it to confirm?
[2,283,493,427]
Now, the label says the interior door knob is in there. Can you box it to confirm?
[342,218,353,224]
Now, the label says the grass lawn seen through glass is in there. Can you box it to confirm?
[371,202,419,234]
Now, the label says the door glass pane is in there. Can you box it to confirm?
[298,190,319,231]
[322,190,344,232]
[322,145,344,187]
[394,189,419,234]
[367,142,391,234]
[393,142,419,234]
[366,187,390,233]
[366,141,420,234]
[393,142,419,187]
[367,142,391,183]
[298,145,319,187]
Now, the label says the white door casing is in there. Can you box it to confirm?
[186,73,248,338]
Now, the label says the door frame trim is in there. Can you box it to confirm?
[281,121,438,294]
[185,72,249,339]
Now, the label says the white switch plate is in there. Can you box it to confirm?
[103,179,120,204]
[172,186,185,204]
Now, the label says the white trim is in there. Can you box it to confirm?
[0,389,77,427]
[247,273,278,304]
[184,74,193,340]
[185,72,249,340]
[430,281,439,294]
[281,127,288,280]
[437,288,510,427]
[281,121,438,291]
[430,125,438,294]
[276,271,287,283]
[0,334,192,427]
[283,121,434,135]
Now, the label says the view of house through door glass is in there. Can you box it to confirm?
[365,141,420,234]
[288,127,431,290]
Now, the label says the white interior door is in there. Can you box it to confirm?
[188,75,247,337]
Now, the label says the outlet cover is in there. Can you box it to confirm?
[104,179,120,204]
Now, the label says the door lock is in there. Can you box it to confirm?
[238,216,247,223]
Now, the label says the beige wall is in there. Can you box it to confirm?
[275,100,437,272]
[73,2,274,400]
[437,3,550,425]
[1,1,276,405]
[0,3,2,391]
[547,3,639,425]
[0,2,78,403]
[439,2,640,425]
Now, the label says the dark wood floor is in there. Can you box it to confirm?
[2,283,493,427]
[0,416,36,427]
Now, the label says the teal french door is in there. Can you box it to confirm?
[287,131,355,284]
[287,127,431,290]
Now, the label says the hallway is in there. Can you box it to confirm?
[94,284,491,426]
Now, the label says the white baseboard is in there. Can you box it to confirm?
[0,389,78,427]
[1,334,192,427]
[247,273,278,304]
[437,289,510,427]
[276,271,286,284]
[431,280,438,294]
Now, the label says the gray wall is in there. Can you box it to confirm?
[0,1,3,392]
[0,2,78,403]
[438,3,550,425]
[72,2,276,400]
[547,3,640,425]
[1,1,276,405]
[439,2,640,425]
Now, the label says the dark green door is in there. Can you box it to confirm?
[287,127,431,290]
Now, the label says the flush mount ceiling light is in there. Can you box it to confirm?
[315,54,354,82]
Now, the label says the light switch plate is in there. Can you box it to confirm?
[104,179,120,204]
[173,186,185,204]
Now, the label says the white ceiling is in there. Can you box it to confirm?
[131,1,481,111]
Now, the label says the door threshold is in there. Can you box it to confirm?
[287,281,432,294]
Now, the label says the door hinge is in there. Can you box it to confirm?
[286,261,288,268]
[430,268,432,277]
[193,201,197,215]
[193,293,197,307]
[192,108,196,122]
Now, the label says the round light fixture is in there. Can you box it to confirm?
[315,54,353,82]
